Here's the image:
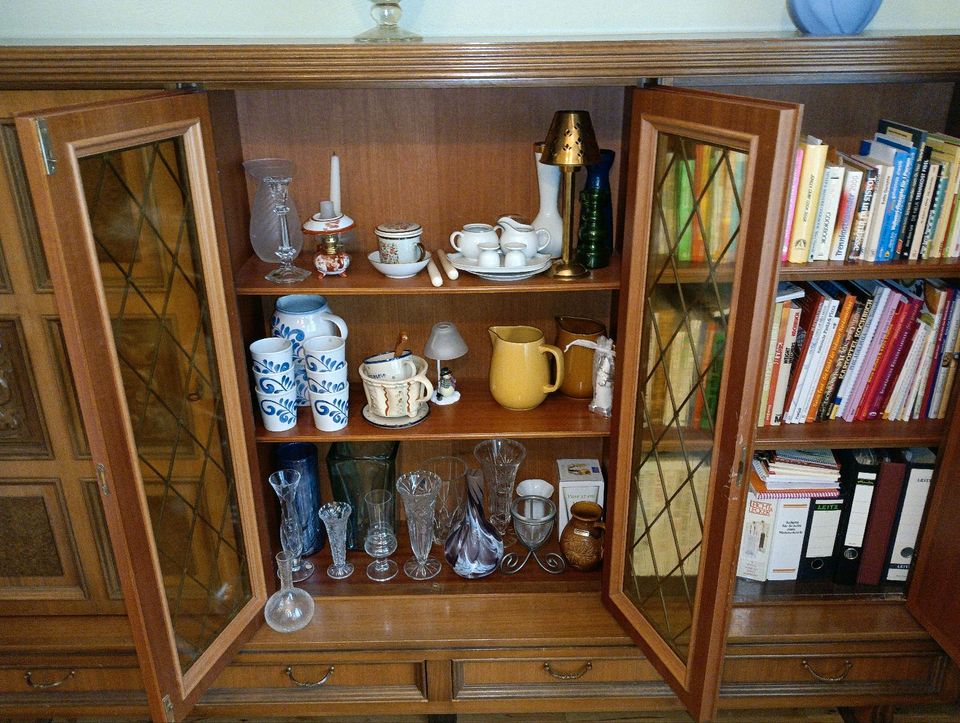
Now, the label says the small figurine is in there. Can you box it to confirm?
[436,367,459,404]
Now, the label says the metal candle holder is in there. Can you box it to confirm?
[500,495,566,575]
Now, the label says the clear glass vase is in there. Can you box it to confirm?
[242,158,304,263]
[364,489,398,582]
[318,501,354,579]
[443,469,503,578]
[474,438,526,547]
[264,550,315,633]
[268,469,315,582]
[396,470,442,580]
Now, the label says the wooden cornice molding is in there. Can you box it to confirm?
[0,34,959,89]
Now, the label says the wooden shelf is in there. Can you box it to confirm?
[753,417,945,450]
[235,251,621,296]
[648,257,736,285]
[779,258,960,281]
[733,577,907,604]
[297,527,599,597]
[255,381,610,442]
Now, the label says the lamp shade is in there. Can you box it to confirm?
[541,110,601,168]
[423,322,468,362]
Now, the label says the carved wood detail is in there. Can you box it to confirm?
[0,35,959,89]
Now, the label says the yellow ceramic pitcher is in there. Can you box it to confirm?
[488,325,564,410]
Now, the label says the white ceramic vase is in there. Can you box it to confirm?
[531,147,563,259]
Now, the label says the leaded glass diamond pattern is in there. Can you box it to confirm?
[624,134,746,661]
[78,138,251,673]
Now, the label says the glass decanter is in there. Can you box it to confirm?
[264,550,315,633]
[364,488,398,582]
[268,469,315,582]
[318,501,354,579]
[354,1,421,43]
[264,175,310,284]
[395,470,442,580]
[474,438,526,547]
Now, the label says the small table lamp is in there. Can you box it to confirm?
[540,110,601,280]
[423,322,468,405]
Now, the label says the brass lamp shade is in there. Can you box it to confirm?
[541,110,601,168]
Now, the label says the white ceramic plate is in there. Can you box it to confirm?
[448,252,552,281]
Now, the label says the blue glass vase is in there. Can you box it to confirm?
[576,149,615,269]
[275,442,325,555]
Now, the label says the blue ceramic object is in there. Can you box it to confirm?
[275,442,325,555]
[258,395,298,426]
[787,0,883,35]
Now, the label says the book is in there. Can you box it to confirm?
[763,302,790,426]
[736,488,778,582]
[691,143,715,263]
[806,281,856,422]
[859,160,893,262]
[758,300,784,427]
[766,498,813,581]
[791,283,841,423]
[857,452,907,586]
[919,288,957,418]
[782,285,827,422]
[797,495,844,581]
[909,161,940,260]
[906,283,952,419]
[842,285,901,422]
[878,120,930,252]
[920,161,950,258]
[782,146,805,262]
[837,152,879,260]
[750,459,841,498]
[883,314,930,421]
[860,284,922,420]
[788,136,828,264]
[771,302,802,425]
[830,167,864,261]
[884,448,936,583]
[833,280,884,419]
[817,295,864,421]
[928,287,960,418]
[828,281,877,419]
[925,134,960,258]
[809,164,844,261]
[675,154,694,261]
[785,284,836,423]
[833,449,879,585]
[861,135,914,261]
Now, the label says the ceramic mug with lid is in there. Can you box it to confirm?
[376,221,425,264]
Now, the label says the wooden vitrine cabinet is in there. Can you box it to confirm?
[3,34,960,722]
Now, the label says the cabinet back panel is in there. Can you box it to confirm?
[708,82,955,156]
[234,87,625,252]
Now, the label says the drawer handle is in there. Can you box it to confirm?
[543,660,593,681]
[284,665,335,688]
[24,669,76,689]
[801,658,852,683]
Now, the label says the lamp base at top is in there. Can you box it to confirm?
[548,259,589,279]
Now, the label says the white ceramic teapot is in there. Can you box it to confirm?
[496,216,550,259]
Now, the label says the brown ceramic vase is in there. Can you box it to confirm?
[559,501,605,571]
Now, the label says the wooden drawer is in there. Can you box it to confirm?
[205,656,427,704]
[722,649,950,699]
[452,650,672,700]
[0,655,145,714]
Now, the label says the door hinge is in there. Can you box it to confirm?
[95,463,109,496]
[35,118,56,175]
[173,81,204,92]
[162,694,175,722]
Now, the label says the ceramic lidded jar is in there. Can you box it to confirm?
[559,501,604,571]
[375,221,424,264]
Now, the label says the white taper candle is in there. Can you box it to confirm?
[330,152,341,215]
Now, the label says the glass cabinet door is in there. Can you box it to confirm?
[604,87,800,722]
[15,93,265,721]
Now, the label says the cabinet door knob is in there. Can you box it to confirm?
[801,658,852,682]
[284,665,335,688]
[24,669,76,688]
[543,660,592,681]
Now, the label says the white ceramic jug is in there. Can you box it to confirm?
[496,216,550,259]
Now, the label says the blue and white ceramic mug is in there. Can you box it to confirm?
[309,388,349,432]
[361,349,416,381]
[255,388,298,432]
[249,337,296,395]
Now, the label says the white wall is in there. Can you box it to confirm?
[0,1,958,43]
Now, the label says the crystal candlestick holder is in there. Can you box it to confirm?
[500,496,566,575]
[264,175,310,284]
[396,470,442,580]
[355,1,421,43]
[318,501,354,579]
[268,469,315,582]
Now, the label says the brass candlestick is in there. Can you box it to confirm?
[540,110,601,280]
